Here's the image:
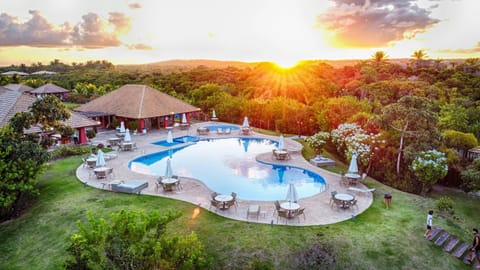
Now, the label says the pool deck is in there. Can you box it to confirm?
[76,122,373,226]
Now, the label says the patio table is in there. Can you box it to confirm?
[335,193,355,208]
[215,194,233,209]
[280,202,300,217]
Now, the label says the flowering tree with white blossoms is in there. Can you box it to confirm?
[331,123,384,173]
[306,131,330,156]
[410,150,448,195]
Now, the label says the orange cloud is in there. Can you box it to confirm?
[317,0,440,47]
[0,10,144,50]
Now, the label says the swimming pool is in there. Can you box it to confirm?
[130,138,326,201]
[152,136,200,147]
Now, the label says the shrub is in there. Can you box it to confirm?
[49,145,92,160]
[128,120,139,132]
[435,196,455,215]
[86,129,96,139]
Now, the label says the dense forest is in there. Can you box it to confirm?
[2,55,480,194]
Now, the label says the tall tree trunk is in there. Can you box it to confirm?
[396,121,409,175]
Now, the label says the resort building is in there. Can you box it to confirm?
[30,83,70,100]
[75,84,200,132]
[0,86,97,145]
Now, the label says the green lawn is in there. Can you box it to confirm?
[0,156,478,269]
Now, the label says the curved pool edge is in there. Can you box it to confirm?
[75,125,373,226]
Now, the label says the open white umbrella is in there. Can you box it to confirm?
[285,183,299,205]
[242,116,249,127]
[165,158,173,178]
[166,130,173,143]
[181,113,187,124]
[278,134,285,150]
[119,121,126,133]
[124,129,131,142]
[96,149,106,167]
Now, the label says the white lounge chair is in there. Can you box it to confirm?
[347,187,375,195]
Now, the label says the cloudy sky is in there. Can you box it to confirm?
[1,0,479,66]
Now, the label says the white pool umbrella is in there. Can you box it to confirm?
[96,149,105,167]
[165,159,173,178]
[212,109,217,119]
[285,183,299,204]
[119,121,126,133]
[124,129,131,142]
[181,113,187,124]
[347,154,359,175]
[278,134,285,150]
[242,116,249,127]
[166,130,173,143]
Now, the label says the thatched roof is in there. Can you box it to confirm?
[75,84,200,119]
[30,83,69,94]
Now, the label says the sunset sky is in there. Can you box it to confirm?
[1,0,479,67]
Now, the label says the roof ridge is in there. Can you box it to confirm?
[138,85,146,118]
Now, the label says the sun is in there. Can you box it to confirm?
[273,58,300,69]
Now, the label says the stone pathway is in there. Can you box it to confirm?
[428,227,479,268]
[77,122,374,226]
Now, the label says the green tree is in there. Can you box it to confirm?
[438,103,469,132]
[410,150,448,195]
[382,96,438,174]
[65,210,212,270]
[29,95,70,146]
[372,51,388,64]
[442,130,478,158]
[0,126,49,220]
[460,158,480,191]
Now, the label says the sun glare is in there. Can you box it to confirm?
[273,59,300,69]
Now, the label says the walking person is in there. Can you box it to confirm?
[424,210,433,239]
[468,228,480,268]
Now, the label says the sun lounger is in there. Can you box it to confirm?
[111,180,148,194]
[347,187,375,195]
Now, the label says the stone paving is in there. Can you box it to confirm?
[76,121,373,226]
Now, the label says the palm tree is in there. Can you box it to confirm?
[411,49,428,60]
[372,51,388,63]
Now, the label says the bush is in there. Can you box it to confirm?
[128,120,139,132]
[49,145,92,160]
[86,129,96,139]
[435,196,455,215]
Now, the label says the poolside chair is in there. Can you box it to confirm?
[211,192,219,200]
[293,207,306,222]
[231,192,238,206]
[209,199,222,210]
[277,208,290,224]
[225,128,231,135]
[247,205,261,220]
[329,191,338,205]
[217,128,223,135]
[225,199,237,211]
[175,179,183,190]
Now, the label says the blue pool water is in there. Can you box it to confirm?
[152,136,200,147]
[203,124,240,131]
[130,138,326,201]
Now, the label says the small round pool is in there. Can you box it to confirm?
[203,124,240,131]
[129,138,326,201]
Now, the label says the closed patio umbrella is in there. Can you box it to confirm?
[285,183,299,205]
[212,109,217,119]
[166,130,173,143]
[345,154,360,178]
[181,113,187,124]
[119,121,126,133]
[124,129,131,142]
[278,134,285,150]
[165,158,173,178]
[96,149,106,167]
[242,116,249,127]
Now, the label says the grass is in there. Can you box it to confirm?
[0,156,479,269]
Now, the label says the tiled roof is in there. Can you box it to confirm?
[76,84,200,119]
[30,83,69,94]
[0,88,35,127]
[3,84,34,93]
[0,89,97,130]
